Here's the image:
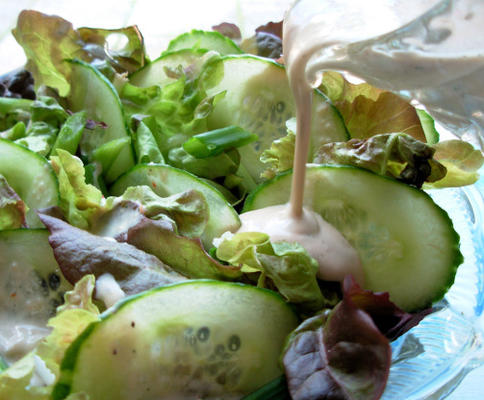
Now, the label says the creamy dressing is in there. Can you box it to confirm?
[95,273,126,309]
[0,260,55,364]
[284,0,484,145]
[238,205,364,283]
[237,0,380,284]
[0,321,50,364]
[240,0,484,283]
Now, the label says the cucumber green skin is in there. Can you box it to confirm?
[67,59,135,184]
[244,165,463,311]
[201,54,349,182]
[166,30,243,55]
[110,163,240,248]
[130,48,208,87]
[0,139,59,228]
[53,280,299,400]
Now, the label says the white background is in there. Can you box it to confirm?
[0,0,292,73]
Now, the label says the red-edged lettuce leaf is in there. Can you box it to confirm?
[12,10,146,96]
[320,72,427,142]
[281,275,429,400]
[255,21,283,39]
[343,276,434,341]
[240,21,283,60]
[314,132,447,188]
[0,174,27,229]
[282,298,391,400]
[77,25,145,74]
[12,10,84,96]
[123,216,241,280]
[211,23,241,41]
[37,212,185,295]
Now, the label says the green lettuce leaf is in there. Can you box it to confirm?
[0,97,32,131]
[0,96,71,157]
[122,54,226,159]
[320,71,427,142]
[0,174,27,229]
[216,232,325,311]
[425,140,484,188]
[50,150,210,238]
[15,121,58,156]
[0,353,49,400]
[57,275,100,315]
[314,132,447,188]
[216,231,271,273]
[260,128,295,179]
[50,150,104,230]
[108,185,209,238]
[0,276,99,399]
[168,147,240,180]
[30,96,68,124]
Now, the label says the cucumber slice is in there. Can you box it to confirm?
[110,164,240,247]
[53,280,299,400]
[130,49,207,88]
[0,139,58,228]
[244,165,462,311]
[67,59,135,183]
[166,30,243,55]
[0,229,71,363]
[201,54,349,182]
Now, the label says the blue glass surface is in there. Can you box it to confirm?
[382,175,484,399]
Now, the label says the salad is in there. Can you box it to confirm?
[0,9,483,400]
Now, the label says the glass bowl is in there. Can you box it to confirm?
[383,177,484,399]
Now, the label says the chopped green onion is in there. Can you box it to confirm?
[183,125,258,158]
